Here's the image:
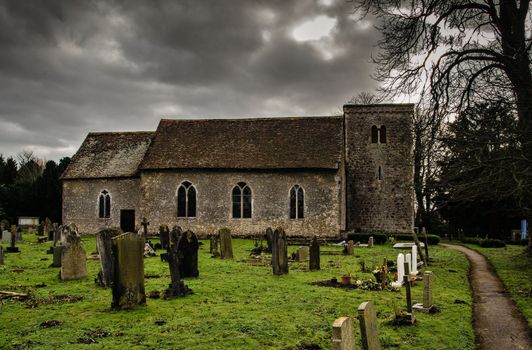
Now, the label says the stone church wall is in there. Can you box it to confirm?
[62,178,141,234]
[139,169,343,237]
[344,104,414,233]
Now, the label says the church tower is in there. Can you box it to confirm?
[343,104,414,233]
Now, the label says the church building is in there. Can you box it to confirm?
[61,104,414,237]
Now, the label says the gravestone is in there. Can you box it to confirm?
[111,232,146,309]
[332,317,355,350]
[37,221,44,236]
[309,236,320,271]
[345,240,354,255]
[2,230,10,244]
[414,271,434,312]
[272,227,288,275]
[164,228,192,299]
[368,236,374,247]
[141,217,150,239]
[52,223,60,246]
[159,224,170,250]
[6,225,19,253]
[60,224,87,280]
[0,246,4,265]
[178,229,199,278]
[51,246,63,267]
[411,245,418,275]
[397,253,405,285]
[45,218,52,241]
[265,227,274,253]
[95,228,121,287]
[219,228,233,259]
[358,301,381,350]
[210,233,220,258]
[296,246,309,262]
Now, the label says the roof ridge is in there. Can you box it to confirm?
[159,115,342,123]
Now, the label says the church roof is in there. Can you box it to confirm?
[61,131,154,179]
[139,116,343,170]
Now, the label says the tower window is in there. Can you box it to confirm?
[378,166,383,180]
[371,125,387,144]
[380,126,387,143]
[290,185,304,219]
[177,181,197,217]
[98,190,111,218]
[232,182,252,218]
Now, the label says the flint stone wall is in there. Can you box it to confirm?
[62,178,141,234]
[344,104,414,233]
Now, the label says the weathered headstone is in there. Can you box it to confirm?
[414,271,434,312]
[358,301,381,350]
[332,317,355,350]
[111,232,146,309]
[265,227,274,253]
[51,246,63,267]
[272,227,288,275]
[210,233,220,258]
[345,240,354,255]
[52,223,60,246]
[45,218,52,241]
[219,228,233,259]
[60,224,87,280]
[95,228,121,287]
[368,236,374,247]
[141,217,150,239]
[296,246,309,262]
[2,230,10,244]
[6,225,19,253]
[159,224,170,250]
[309,235,320,271]
[178,229,199,278]
[164,228,192,299]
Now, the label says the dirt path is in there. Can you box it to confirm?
[440,243,532,350]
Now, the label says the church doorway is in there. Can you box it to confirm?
[120,209,135,233]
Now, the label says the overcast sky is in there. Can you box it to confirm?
[0,0,387,162]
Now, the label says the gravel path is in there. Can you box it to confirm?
[441,243,531,350]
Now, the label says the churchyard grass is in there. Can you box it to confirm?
[461,243,532,327]
[0,235,474,349]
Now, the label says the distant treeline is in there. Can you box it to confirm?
[0,151,71,225]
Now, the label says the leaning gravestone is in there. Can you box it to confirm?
[60,224,87,280]
[332,316,355,350]
[95,228,122,287]
[159,224,170,250]
[219,228,233,259]
[210,233,220,258]
[6,225,19,253]
[358,301,381,350]
[179,230,199,278]
[272,227,288,275]
[265,227,274,253]
[164,228,192,299]
[111,232,146,309]
[309,236,320,271]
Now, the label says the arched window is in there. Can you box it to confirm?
[379,125,387,143]
[371,125,379,143]
[232,182,252,218]
[177,181,196,217]
[98,190,111,218]
[290,185,304,219]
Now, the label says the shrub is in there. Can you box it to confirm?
[479,239,506,248]
[393,234,441,245]
[461,237,482,245]
[346,232,388,244]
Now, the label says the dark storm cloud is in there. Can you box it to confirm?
[0,0,381,161]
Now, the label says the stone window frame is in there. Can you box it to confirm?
[371,125,387,144]
[98,190,111,219]
[289,185,305,220]
[232,181,252,219]
[176,180,197,218]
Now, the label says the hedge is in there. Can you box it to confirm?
[346,232,388,244]
[461,237,506,248]
[393,234,441,245]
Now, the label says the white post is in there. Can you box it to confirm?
[411,245,418,275]
[397,253,405,284]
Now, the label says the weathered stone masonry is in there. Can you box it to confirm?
[62,104,414,237]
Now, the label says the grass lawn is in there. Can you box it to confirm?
[461,243,532,328]
[0,235,474,349]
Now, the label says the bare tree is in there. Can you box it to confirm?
[347,91,382,104]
